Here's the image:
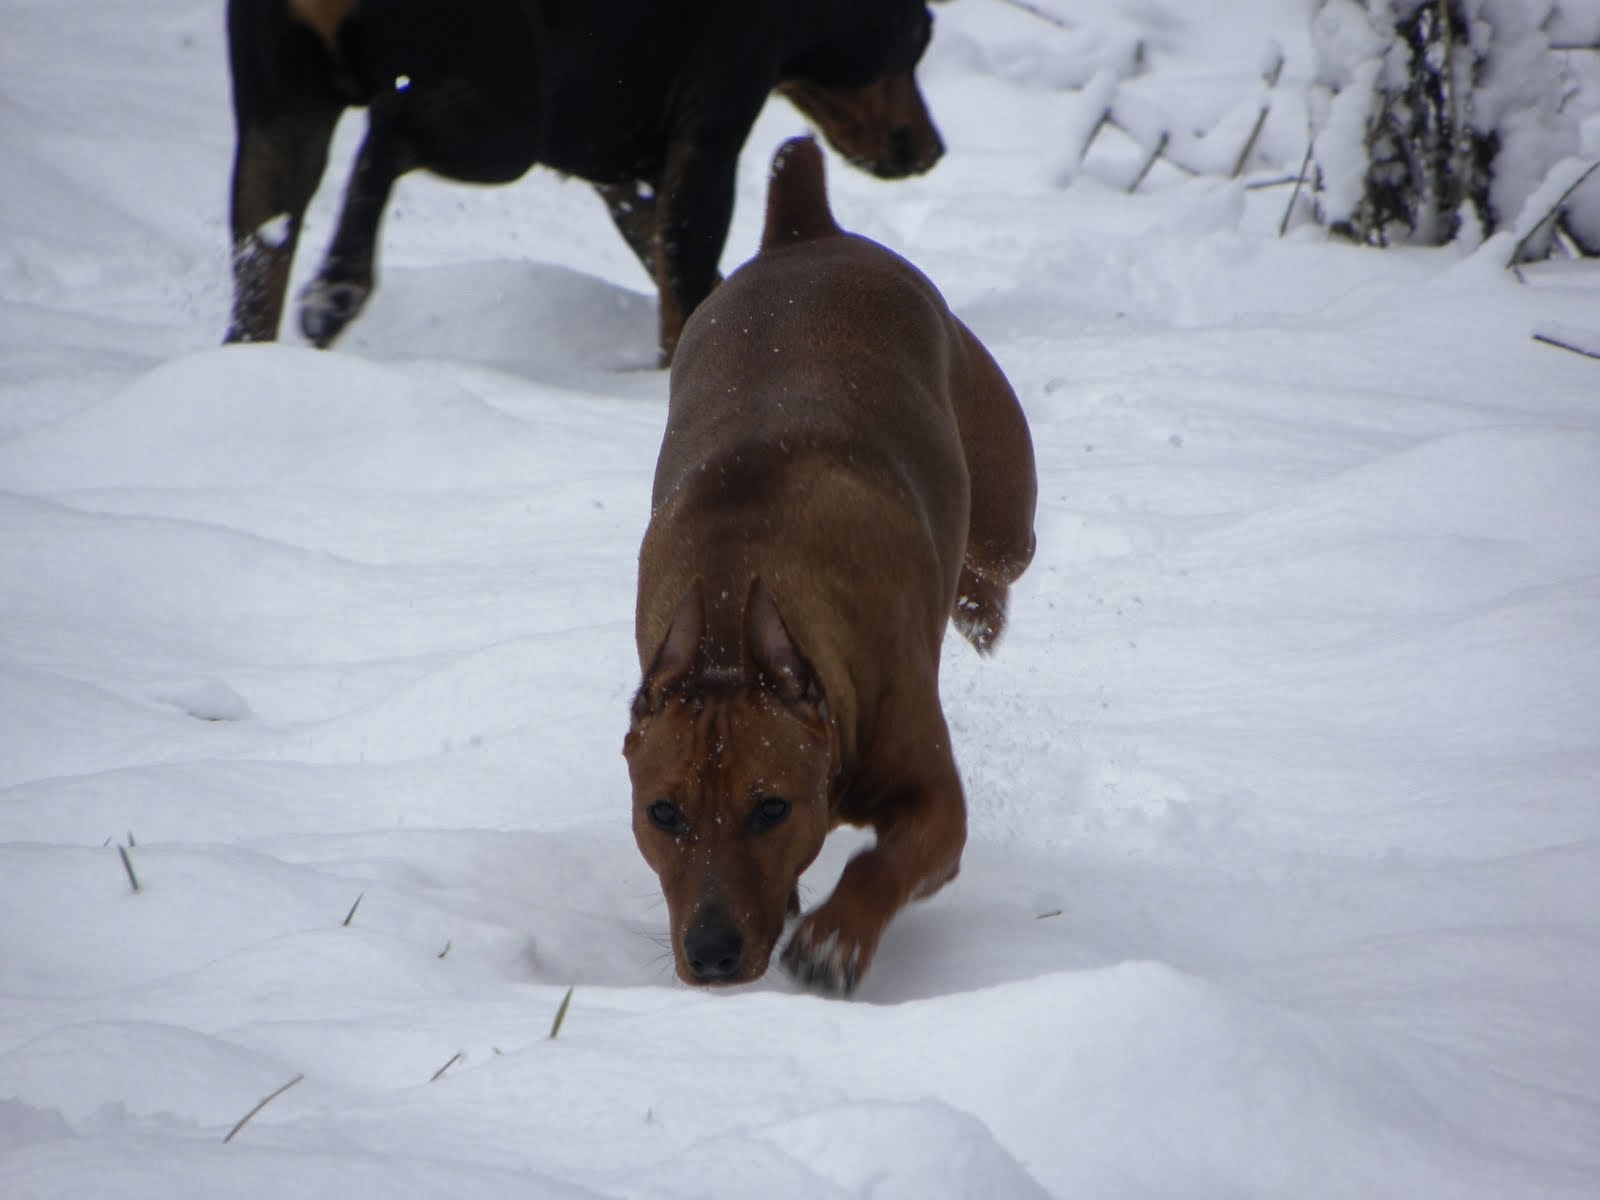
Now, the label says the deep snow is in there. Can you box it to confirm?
[3,0,1600,1196]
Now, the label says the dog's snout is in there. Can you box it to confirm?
[684,906,745,983]
[888,126,917,172]
[876,123,942,178]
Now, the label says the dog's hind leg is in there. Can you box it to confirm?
[296,103,413,348]
[651,135,749,366]
[596,179,727,328]
[594,181,660,279]
[948,319,1038,653]
[225,7,345,343]
[297,66,546,348]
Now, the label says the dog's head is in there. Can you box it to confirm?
[778,1,944,178]
[624,578,836,986]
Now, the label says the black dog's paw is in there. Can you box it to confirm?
[298,278,369,348]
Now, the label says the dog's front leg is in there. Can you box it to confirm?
[782,758,967,996]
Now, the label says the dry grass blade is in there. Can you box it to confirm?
[223,1074,304,1143]
[549,987,575,1040]
[117,844,141,894]
[1533,331,1600,360]
[430,1052,464,1082]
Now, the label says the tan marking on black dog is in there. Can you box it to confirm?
[287,0,356,48]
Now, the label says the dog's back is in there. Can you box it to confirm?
[645,139,974,681]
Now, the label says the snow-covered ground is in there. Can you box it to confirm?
[4,1,1599,1195]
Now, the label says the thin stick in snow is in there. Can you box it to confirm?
[1232,107,1272,179]
[1127,131,1168,193]
[430,1052,464,1082]
[1232,43,1285,179]
[1280,141,1315,237]
[1533,330,1600,360]
[118,844,141,894]
[223,1074,304,1143]
[549,986,575,1039]
[342,892,364,927]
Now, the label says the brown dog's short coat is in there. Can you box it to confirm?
[624,137,1036,994]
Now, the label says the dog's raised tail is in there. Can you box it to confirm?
[761,137,842,251]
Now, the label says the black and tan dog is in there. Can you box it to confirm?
[225,0,944,364]
[624,137,1036,995]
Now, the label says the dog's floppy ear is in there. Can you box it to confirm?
[745,578,824,710]
[633,579,706,720]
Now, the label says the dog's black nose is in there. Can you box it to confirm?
[684,908,744,983]
[888,126,918,173]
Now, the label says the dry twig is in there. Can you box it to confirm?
[1280,141,1316,236]
[117,845,141,894]
[549,987,575,1040]
[223,1074,304,1143]
[1533,331,1600,360]
[430,1052,464,1082]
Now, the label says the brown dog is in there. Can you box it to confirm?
[624,137,1037,995]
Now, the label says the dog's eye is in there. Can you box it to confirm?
[648,800,687,835]
[751,795,791,832]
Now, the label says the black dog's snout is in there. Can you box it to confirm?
[684,907,744,982]
[888,126,918,172]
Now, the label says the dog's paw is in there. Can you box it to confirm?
[298,278,369,348]
[954,572,1008,655]
[781,927,861,996]
[781,911,879,997]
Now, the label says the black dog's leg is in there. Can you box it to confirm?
[225,7,344,344]
[594,180,660,279]
[298,69,545,349]
[652,140,740,366]
[298,101,414,348]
